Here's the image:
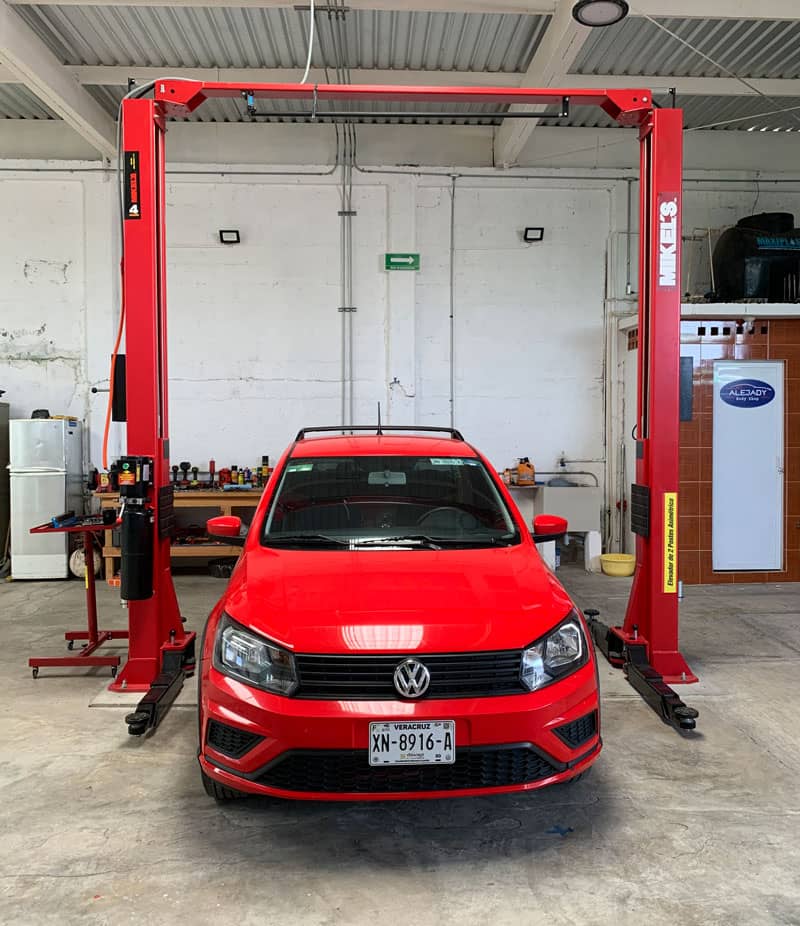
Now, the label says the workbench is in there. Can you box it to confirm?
[95,489,262,578]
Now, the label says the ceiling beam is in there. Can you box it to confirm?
[0,1,115,158]
[561,74,800,98]
[494,0,591,165]
[40,65,526,88]
[4,0,798,17]
[4,0,556,11]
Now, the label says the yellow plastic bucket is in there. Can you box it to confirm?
[600,553,636,577]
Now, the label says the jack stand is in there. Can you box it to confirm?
[125,637,196,736]
[586,610,698,733]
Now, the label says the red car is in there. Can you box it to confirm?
[198,427,601,801]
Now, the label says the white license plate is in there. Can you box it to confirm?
[369,720,455,766]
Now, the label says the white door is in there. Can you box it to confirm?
[622,336,638,554]
[712,361,784,571]
[10,472,68,579]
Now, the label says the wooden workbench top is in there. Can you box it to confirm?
[95,488,263,504]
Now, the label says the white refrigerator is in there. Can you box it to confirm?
[9,418,83,579]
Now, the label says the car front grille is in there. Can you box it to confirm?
[294,650,526,699]
[206,720,263,759]
[256,746,559,793]
[553,711,598,749]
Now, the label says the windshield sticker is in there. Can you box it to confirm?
[430,457,478,466]
[286,463,314,472]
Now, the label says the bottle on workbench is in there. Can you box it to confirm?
[231,466,238,485]
[517,457,535,486]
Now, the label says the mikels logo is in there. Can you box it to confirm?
[658,196,679,287]
[720,379,775,408]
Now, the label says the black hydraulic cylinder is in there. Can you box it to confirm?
[120,505,153,600]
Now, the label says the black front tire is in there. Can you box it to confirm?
[201,768,248,802]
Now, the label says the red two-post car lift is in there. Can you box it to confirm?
[113,80,697,735]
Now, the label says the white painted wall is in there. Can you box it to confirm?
[2,121,800,552]
[1,164,614,479]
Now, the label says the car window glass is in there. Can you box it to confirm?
[262,455,519,549]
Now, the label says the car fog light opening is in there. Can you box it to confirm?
[520,612,588,691]
[214,614,298,695]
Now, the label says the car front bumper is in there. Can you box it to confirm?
[199,661,601,801]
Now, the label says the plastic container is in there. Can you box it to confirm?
[516,457,535,486]
[600,553,636,577]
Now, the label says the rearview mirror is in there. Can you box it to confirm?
[532,514,568,544]
[207,515,245,547]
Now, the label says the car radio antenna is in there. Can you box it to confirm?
[376,401,383,436]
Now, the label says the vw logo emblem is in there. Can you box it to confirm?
[393,658,431,698]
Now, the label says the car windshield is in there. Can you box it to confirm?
[262,454,520,549]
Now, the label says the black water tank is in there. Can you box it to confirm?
[712,212,800,302]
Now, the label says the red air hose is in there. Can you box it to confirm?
[102,260,126,470]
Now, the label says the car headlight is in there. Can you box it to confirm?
[213,613,298,696]
[520,610,589,692]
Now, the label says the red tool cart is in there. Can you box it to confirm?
[28,519,128,678]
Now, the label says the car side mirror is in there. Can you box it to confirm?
[207,515,245,546]
[532,514,568,544]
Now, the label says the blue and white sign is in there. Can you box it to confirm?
[713,361,784,571]
[719,379,776,409]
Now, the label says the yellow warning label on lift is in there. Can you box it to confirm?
[663,492,678,593]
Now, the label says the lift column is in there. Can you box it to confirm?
[110,97,195,728]
[589,107,699,730]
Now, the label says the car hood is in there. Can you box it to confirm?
[223,545,575,653]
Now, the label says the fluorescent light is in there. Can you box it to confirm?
[572,0,629,27]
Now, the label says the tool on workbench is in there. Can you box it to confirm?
[179,461,191,485]
[191,466,199,485]
[51,510,78,528]
[172,464,179,485]
[209,459,216,488]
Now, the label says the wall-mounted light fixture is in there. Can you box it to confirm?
[572,0,629,27]
[523,227,545,243]
[219,229,241,244]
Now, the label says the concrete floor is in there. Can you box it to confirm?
[1,567,799,926]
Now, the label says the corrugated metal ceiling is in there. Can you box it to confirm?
[573,16,800,80]
[13,5,549,73]
[0,83,57,119]
[5,6,800,132]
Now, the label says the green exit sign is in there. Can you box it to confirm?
[385,252,420,271]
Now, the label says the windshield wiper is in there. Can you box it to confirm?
[264,533,350,547]
[350,535,443,550]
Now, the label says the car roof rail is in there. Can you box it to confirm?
[295,425,465,441]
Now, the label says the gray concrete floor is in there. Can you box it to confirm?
[1,566,799,925]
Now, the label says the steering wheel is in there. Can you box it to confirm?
[416,506,480,531]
